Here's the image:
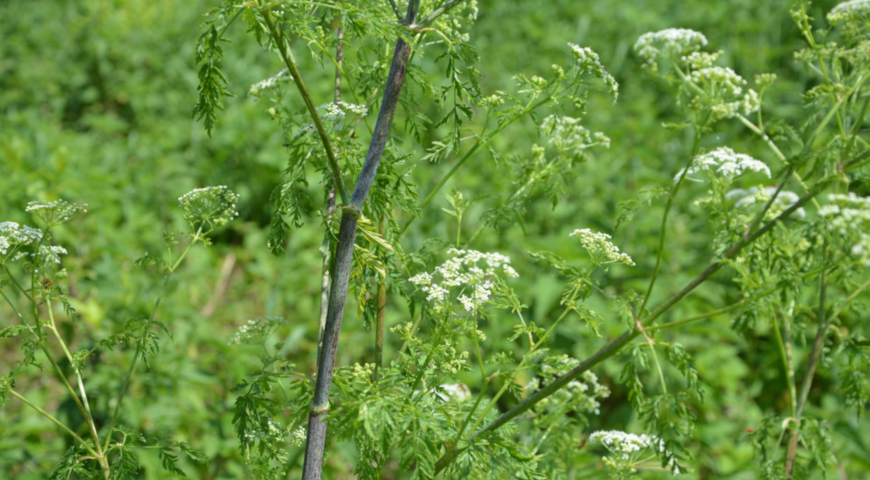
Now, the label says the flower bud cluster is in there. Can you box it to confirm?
[178,186,240,229]
[675,147,770,183]
[244,417,286,444]
[228,316,286,345]
[293,101,368,137]
[568,43,619,101]
[249,68,293,97]
[687,66,760,120]
[430,0,478,43]
[541,115,611,157]
[570,229,634,266]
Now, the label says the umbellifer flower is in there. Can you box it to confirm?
[675,147,770,182]
[409,248,518,312]
[570,229,635,266]
[178,186,240,230]
[634,28,708,64]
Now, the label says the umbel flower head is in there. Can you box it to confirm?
[675,147,770,183]
[568,43,619,101]
[249,68,293,97]
[293,101,368,137]
[726,186,805,219]
[25,200,87,227]
[570,229,635,266]
[634,28,708,65]
[178,186,240,231]
[409,248,518,312]
[541,115,610,158]
[818,193,870,265]
[829,0,870,23]
[0,222,43,259]
[590,430,680,475]
[687,66,760,121]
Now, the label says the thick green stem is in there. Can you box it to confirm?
[9,389,98,458]
[772,311,796,417]
[301,2,420,478]
[646,298,747,332]
[373,216,387,382]
[785,271,828,477]
[638,130,701,316]
[262,9,351,205]
[47,305,102,456]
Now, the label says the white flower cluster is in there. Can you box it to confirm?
[818,193,870,265]
[11,245,68,266]
[25,200,87,226]
[228,316,286,345]
[590,430,679,474]
[289,426,307,447]
[675,147,770,183]
[430,0,479,43]
[249,68,293,97]
[436,383,471,402]
[568,44,619,101]
[541,115,611,156]
[409,248,518,312]
[570,229,635,266]
[244,417,286,444]
[178,185,240,229]
[0,222,43,257]
[829,0,870,23]
[726,186,805,219]
[528,357,610,415]
[688,66,760,120]
[590,430,666,456]
[634,28,708,64]
[293,101,368,137]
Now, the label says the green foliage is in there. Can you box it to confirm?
[2,0,870,478]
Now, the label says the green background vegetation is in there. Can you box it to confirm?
[1,0,868,478]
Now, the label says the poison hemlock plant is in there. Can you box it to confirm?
[192,0,870,478]
[0,187,239,479]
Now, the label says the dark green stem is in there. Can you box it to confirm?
[301,2,420,478]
